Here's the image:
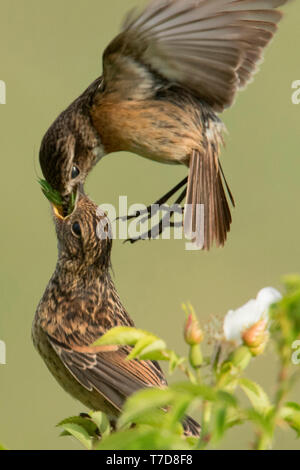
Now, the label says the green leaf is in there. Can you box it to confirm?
[129,408,169,427]
[216,390,238,407]
[239,378,271,414]
[127,337,167,361]
[284,401,300,411]
[171,383,237,409]
[271,285,300,345]
[38,179,76,215]
[38,179,63,207]
[118,388,175,428]
[224,407,246,430]
[168,351,186,374]
[170,382,217,402]
[92,327,186,363]
[96,428,192,450]
[163,396,192,433]
[282,274,300,294]
[59,423,93,450]
[93,327,160,347]
[280,403,300,437]
[89,411,110,437]
[69,189,77,214]
[0,443,6,450]
[213,407,227,442]
[247,408,273,438]
[57,415,98,436]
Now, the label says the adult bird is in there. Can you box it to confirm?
[39,0,289,249]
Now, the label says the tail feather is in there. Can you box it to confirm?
[182,415,201,438]
[185,148,233,250]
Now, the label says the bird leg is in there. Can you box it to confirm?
[125,185,187,244]
[118,176,188,223]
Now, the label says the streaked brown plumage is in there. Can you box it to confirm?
[32,192,200,436]
[39,0,289,248]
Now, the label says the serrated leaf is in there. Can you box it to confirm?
[59,423,93,450]
[239,378,271,414]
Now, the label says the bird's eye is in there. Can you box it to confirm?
[71,221,82,238]
[71,165,80,179]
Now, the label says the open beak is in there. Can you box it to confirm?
[38,179,79,219]
[52,202,64,220]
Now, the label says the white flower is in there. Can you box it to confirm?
[223,287,282,346]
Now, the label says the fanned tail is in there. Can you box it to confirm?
[185,148,234,250]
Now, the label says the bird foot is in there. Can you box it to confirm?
[121,177,187,244]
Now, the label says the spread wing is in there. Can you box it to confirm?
[47,333,167,412]
[102,0,287,111]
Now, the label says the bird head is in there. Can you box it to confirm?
[49,190,112,275]
[39,116,104,217]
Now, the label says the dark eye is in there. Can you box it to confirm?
[71,165,80,179]
[71,221,81,238]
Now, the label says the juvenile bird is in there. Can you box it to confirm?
[32,192,200,436]
[39,0,289,249]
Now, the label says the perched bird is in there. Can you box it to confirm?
[32,192,200,436]
[39,0,289,249]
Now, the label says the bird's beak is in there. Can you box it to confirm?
[51,202,65,220]
[38,179,81,219]
[39,178,65,218]
[54,184,82,219]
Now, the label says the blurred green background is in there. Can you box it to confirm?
[0,0,299,450]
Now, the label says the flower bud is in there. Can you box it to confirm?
[242,319,269,356]
[184,313,204,346]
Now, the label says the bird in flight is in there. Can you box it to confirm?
[39,0,289,249]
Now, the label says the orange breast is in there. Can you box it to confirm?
[91,94,204,165]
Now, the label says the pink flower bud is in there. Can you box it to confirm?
[184,313,204,346]
[242,319,269,356]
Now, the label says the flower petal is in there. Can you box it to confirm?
[256,287,282,313]
[224,299,258,344]
[223,287,282,346]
